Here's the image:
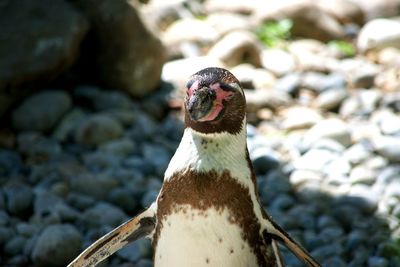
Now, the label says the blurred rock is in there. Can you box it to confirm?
[377,48,400,67]
[83,202,127,228]
[208,31,262,67]
[4,182,33,216]
[303,118,352,147]
[245,89,292,112]
[281,106,323,130]
[261,49,296,77]
[231,64,276,90]
[0,0,88,116]
[357,19,400,53]
[372,135,400,162]
[351,0,400,21]
[12,90,72,132]
[314,88,349,111]
[205,13,252,36]
[204,0,258,14]
[316,0,365,25]
[31,224,82,267]
[254,0,344,42]
[73,0,165,97]
[75,114,123,146]
[162,18,218,48]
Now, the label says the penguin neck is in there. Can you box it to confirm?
[164,118,250,184]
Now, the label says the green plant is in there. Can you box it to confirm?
[255,19,293,48]
[328,40,356,57]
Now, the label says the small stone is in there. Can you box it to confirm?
[141,190,159,208]
[75,114,123,146]
[368,256,389,267]
[70,173,118,200]
[261,49,296,77]
[290,169,323,186]
[344,143,372,165]
[0,226,15,245]
[108,187,138,213]
[82,202,127,228]
[274,73,302,96]
[357,18,400,53]
[372,135,400,162]
[303,118,352,148]
[4,182,33,216]
[350,64,380,88]
[4,236,26,256]
[31,224,82,267]
[323,256,347,267]
[346,230,368,251]
[98,138,136,157]
[52,108,87,142]
[314,88,349,111]
[0,149,22,176]
[282,106,323,131]
[208,30,262,67]
[294,148,338,172]
[250,147,280,174]
[12,90,72,132]
[350,165,376,185]
[142,143,171,176]
[92,90,133,111]
[302,72,346,93]
[17,132,62,158]
[116,239,151,262]
[245,89,292,112]
[311,242,343,260]
[16,222,39,237]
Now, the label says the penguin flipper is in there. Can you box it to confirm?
[68,203,157,267]
[262,217,321,267]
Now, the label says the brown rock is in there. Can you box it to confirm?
[351,0,400,21]
[0,0,89,116]
[316,0,365,25]
[208,30,263,67]
[254,0,344,42]
[73,0,166,97]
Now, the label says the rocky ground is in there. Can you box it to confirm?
[1,0,400,267]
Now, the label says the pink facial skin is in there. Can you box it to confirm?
[197,83,234,122]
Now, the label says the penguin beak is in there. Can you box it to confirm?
[187,87,216,121]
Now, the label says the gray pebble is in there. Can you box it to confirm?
[311,242,343,260]
[16,222,39,237]
[83,152,121,172]
[108,187,138,213]
[323,256,347,267]
[17,132,62,158]
[4,182,33,216]
[274,73,302,95]
[142,143,171,176]
[0,149,22,176]
[141,190,159,208]
[31,224,82,267]
[93,90,133,111]
[52,108,87,142]
[368,256,389,267]
[83,202,128,228]
[372,135,400,162]
[70,173,118,200]
[75,114,123,146]
[0,226,15,245]
[116,238,152,262]
[4,236,26,256]
[12,90,72,132]
[314,88,349,111]
[66,193,95,211]
[346,230,368,251]
[99,138,136,157]
[250,147,280,174]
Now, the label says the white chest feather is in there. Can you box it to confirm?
[154,205,259,267]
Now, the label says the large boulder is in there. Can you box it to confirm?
[73,0,166,97]
[0,0,89,116]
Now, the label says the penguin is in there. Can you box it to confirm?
[68,67,321,267]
